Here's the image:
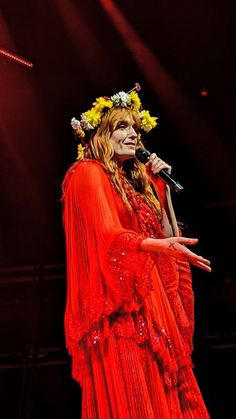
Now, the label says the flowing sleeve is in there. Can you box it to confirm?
[176,260,194,351]
[154,251,194,353]
[62,161,154,367]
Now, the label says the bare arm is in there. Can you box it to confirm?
[145,153,178,237]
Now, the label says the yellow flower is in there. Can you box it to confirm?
[93,97,113,112]
[77,143,85,160]
[75,127,85,138]
[140,110,158,132]
[129,91,141,112]
[83,109,101,127]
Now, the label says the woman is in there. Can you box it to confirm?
[62,85,211,418]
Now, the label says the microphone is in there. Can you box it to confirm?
[135,148,184,193]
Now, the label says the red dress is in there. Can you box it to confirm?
[62,159,210,419]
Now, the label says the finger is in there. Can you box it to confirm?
[191,252,211,265]
[150,157,167,167]
[148,163,164,176]
[176,252,211,269]
[166,165,172,174]
[185,249,211,265]
[149,155,172,174]
[158,163,171,173]
[150,156,161,166]
[176,237,199,245]
[191,260,212,272]
[192,257,211,267]
[174,244,211,266]
[151,161,170,174]
[152,159,167,170]
[149,153,158,161]
[152,163,165,174]
[150,154,167,167]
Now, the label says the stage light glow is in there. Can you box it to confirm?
[99,0,234,196]
[0,48,33,68]
[200,89,208,97]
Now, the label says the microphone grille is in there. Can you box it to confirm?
[135,148,151,163]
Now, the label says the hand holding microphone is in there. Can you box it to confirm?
[135,148,184,193]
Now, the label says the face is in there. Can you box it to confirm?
[110,115,138,164]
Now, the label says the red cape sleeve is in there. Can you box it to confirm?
[63,160,154,346]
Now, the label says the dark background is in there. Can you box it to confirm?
[0,0,235,418]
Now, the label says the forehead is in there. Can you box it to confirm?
[113,109,139,126]
[108,108,141,132]
[115,115,135,124]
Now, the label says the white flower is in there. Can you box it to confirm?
[71,117,81,130]
[80,114,93,130]
[111,91,131,107]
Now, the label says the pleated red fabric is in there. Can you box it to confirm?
[62,159,210,419]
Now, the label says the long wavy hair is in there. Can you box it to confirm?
[84,107,161,215]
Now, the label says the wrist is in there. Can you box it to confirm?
[140,238,162,252]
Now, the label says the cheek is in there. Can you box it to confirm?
[110,132,124,149]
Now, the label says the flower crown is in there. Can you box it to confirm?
[71,83,158,159]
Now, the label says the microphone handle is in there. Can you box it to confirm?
[135,148,184,193]
[157,170,184,193]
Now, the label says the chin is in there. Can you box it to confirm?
[114,151,136,164]
[123,152,135,161]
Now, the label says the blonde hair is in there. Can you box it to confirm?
[85,107,161,216]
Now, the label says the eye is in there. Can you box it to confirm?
[117,122,127,130]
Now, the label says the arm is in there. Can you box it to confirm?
[158,186,178,237]
[145,153,179,237]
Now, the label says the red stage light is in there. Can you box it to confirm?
[200,89,208,97]
[0,48,33,68]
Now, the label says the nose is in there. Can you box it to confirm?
[128,125,137,140]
